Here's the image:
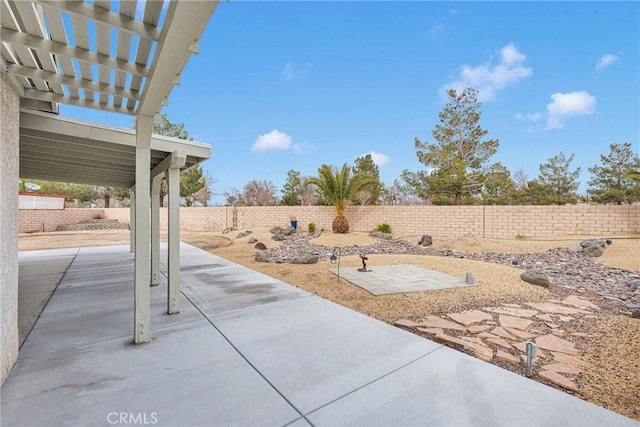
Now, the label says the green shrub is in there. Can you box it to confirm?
[308,222,317,233]
[373,223,392,234]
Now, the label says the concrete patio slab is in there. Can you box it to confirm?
[307,344,634,426]
[2,320,301,427]
[3,244,636,427]
[329,264,480,295]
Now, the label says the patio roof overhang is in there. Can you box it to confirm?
[19,109,210,189]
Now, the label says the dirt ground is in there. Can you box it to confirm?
[18,228,640,421]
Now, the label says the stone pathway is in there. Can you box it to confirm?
[395,294,601,392]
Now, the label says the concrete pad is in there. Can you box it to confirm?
[307,346,636,426]
[18,273,63,295]
[2,321,300,427]
[18,255,74,278]
[328,264,479,295]
[18,247,79,259]
[211,295,443,414]
[18,292,51,345]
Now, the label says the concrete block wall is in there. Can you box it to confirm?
[1,72,20,383]
[100,205,640,238]
[18,209,107,233]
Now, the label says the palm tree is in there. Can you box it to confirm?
[305,163,376,233]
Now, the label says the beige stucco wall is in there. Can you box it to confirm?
[101,204,640,238]
[1,73,20,383]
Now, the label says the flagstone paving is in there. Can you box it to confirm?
[394,293,602,393]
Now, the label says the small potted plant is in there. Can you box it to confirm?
[289,214,298,229]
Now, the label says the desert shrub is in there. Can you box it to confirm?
[373,223,392,234]
[308,222,317,233]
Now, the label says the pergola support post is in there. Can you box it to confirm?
[134,114,153,344]
[151,175,162,286]
[129,187,135,253]
[166,165,181,314]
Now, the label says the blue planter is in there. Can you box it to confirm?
[290,220,298,229]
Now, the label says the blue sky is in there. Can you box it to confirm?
[63,1,639,204]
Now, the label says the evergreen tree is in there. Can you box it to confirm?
[281,170,304,206]
[588,143,640,205]
[351,154,382,205]
[404,87,499,205]
[534,152,581,204]
[180,166,205,207]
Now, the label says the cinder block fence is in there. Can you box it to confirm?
[18,205,640,239]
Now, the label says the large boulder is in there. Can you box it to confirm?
[291,255,319,264]
[254,242,267,250]
[418,235,433,246]
[521,268,551,288]
[583,244,605,257]
[566,243,583,252]
[248,237,257,244]
[580,239,605,248]
[370,231,392,239]
[255,252,269,262]
[271,234,285,241]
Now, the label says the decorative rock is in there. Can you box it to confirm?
[280,226,295,236]
[291,255,319,264]
[467,324,491,334]
[420,315,466,331]
[447,310,493,326]
[236,232,247,238]
[418,235,433,246]
[254,242,267,250]
[583,244,605,257]
[370,231,392,239]
[539,371,578,392]
[503,327,536,340]
[566,243,584,252]
[271,234,285,241]
[535,334,577,355]
[436,333,494,362]
[254,253,269,262]
[580,239,605,248]
[394,319,421,328]
[499,315,533,331]
[551,352,589,367]
[485,307,538,318]
[269,226,283,234]
[486,337,513,350]
[496,350,520,364]
[521,268,551,288]
[248,237,258,244]
[222,227,232,234]
[562,295,599,310]
[490,327,516,340]
[416,327,444,335]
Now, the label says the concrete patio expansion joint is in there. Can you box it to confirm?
[303,345,446,418]
[19,249,80,350]
[180,290,312,426]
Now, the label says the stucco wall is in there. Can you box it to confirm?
[1,73,20,383]
[102,204,640,238]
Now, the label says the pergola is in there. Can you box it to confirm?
[1,0,219,343]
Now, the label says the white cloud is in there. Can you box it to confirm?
[291,142,312,155]
[595,53,619,70]
[356,151,390,167]
[545,91,596,129]
[252,130,292,152]
[282,61,313,81]
[514,112,543,122]
[441,42,533,102]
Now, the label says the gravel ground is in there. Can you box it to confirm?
[17,228,640,421]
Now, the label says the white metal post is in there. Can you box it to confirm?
[134,114,153,343]
[151,175,162,286]
[166,166,181,314]
[129,187,135,253]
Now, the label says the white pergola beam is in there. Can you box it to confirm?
[35,0,161,41]
[150,150,186,178]
[21,89,135,115]
[1,27,149,77]
[137,1,218,116]
[9,64,141,100]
